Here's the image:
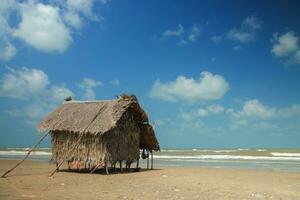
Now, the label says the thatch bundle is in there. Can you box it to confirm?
[37,95,159,170]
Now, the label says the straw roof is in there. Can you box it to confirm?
[37,96,160,151]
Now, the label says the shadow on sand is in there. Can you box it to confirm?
[59,167,162,175]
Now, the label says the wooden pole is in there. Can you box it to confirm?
[147,156,149,169]
[1,132,50,178]
[56,163,59,172]
[105,164,109,175]
[120,161,123,173]
[151,152,153,170]
[136,159,139,170]
[90,163,102,174]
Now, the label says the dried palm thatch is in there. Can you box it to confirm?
[37,95,160,169]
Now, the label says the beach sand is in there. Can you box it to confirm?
[0,160,299,200]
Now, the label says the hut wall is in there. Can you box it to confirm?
[51,131,107,166]
[104,109,140,163]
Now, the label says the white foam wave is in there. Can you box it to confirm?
[0,150,51,156]
[212,150,237,153]
[154,155,300,161]
[237,148,249,151]
[161,149,242,153]
[271,152,300,157]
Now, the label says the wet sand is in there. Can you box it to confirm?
[0,160,299,200]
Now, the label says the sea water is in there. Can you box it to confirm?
[0,148,299,172]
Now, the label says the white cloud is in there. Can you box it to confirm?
[242,16,261,30]
[0,41,16,61]
[179,112,196,121]
[0,1,17,60]
[290,50,300,64]
[163,24,202,44]
[277,104,300,118]
[211,35,222,44]
[0,67,49,99]
[271,31,299,57]
[188,24,200,41]
[180,104,224,121]
[1,66,74,121]
[163,24,184,37]
[229,99,275,119]
[78,77,102,100]
[63,11,82,29]
[111,79,120,86]
[227,29,253,43]
[197,108,208,117]
[5,99,57,121]
[0,0,107,59]
[227,16,261,43]
[14,1,72,53]
[51,85,74,101]
[62,0,103,28]
[241,99,275,118]
[150,71,229,102]
[207,104,224,114]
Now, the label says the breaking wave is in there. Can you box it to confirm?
[154,155,300,161]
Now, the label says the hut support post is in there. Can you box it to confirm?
[151,152,153,170]
[1,132,49,178]
[56,163,59,172]
[136,159,139,170]
[147,156,149,169]
[120,161,123,173]
[67,161,71,172]
[105,165,109,175]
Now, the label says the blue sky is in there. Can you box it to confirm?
[0,0,300,148]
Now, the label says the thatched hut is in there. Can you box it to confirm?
[37,95,160,174]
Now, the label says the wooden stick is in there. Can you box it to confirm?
[147,156,149,169]
[120,161,123,173]
[136,158,139,170]
[151,152,153,170]
[90,163,102,174]
[1,132,50,178]
[105,164,109,175]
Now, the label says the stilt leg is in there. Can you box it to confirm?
[147,157,149,169]
[67,161,71,172]
[151,152,153,170]
[120,161,123,173]
[136,159,139,171]
[56,162,59,172]
[128,162,131,172]
[105,164,109,175]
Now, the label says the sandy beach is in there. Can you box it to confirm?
[0,160,299,200]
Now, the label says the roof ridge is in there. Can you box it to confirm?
[63,99,119,104]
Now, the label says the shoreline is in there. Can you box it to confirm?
[1,160,299,200]
[1,147,300,173]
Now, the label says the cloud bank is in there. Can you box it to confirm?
[150,71,229,102]
[0,0,106,61]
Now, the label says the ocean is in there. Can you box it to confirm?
[0,148,299,172]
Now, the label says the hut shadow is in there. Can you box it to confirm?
[59,167,162,175]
